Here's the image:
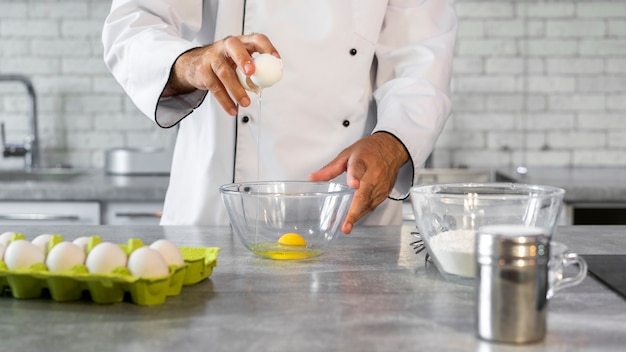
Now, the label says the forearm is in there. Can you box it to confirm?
[373,131,410,170]
[162,48,202,97]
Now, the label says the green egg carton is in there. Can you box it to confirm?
[0,234,219,306]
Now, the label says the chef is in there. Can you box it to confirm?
[102,0,457,233]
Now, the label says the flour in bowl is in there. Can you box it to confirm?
[428,229,477,278]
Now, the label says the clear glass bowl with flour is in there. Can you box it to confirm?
[409,183,565,285]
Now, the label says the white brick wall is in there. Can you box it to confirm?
[0,0,625,170]
[439,0,626,168]
[0,0,173,170]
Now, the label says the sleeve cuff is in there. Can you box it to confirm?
[155,89,208,128]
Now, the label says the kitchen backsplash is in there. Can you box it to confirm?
[0,0,625,170]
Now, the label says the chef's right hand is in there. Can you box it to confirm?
[162,33,280,116]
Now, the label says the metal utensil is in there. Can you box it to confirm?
[409,230,430,261]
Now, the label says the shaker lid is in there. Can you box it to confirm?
[476,224,549,262]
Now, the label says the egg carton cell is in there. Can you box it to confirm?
[0,234,219,306]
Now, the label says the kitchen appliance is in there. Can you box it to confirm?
[105,147,171,175]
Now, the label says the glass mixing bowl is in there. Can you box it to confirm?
[410,183,565,285]
[219,181,354,260]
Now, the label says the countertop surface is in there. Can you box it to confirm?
[496,166,626,204]
[0,224,625,352]
[0,170,169,202]
[1,167,626,204]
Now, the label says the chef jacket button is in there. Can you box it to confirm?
[241,115,250,123]
[342,120,350,127]
[349,48,357,56]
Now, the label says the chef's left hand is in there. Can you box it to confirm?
[308,132,409,234]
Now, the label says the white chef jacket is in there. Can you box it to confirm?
[102,0,457,226]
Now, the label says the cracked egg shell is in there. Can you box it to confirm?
[237,53,283,92]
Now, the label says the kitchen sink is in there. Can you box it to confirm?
[0,168,84,182]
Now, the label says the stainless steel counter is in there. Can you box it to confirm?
[2,167,626,205]
[0,224,624,352]
[0,170,169,202]
[497,166,626,204]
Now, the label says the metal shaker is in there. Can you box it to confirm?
[475,224,550,344]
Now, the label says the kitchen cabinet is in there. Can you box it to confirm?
[0,171,169,225]
[0,201,100,225]
[0,201,163,226]
[102,201,163,225]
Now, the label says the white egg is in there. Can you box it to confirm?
[237,53,283,92]
[150,239,184,266]
[72,236,90,252]
[4,240,45,270]
[127,247,170,277]
[0,243,5,261]
[237,67,252,91]
[32,234,53,256]
[0,232,17,247]
[85,242,127,274]
[46,242,86,272]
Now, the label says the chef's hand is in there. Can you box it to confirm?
[162,33,280,116]
[308,132,409,234]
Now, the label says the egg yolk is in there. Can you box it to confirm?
[277,233,307,247]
